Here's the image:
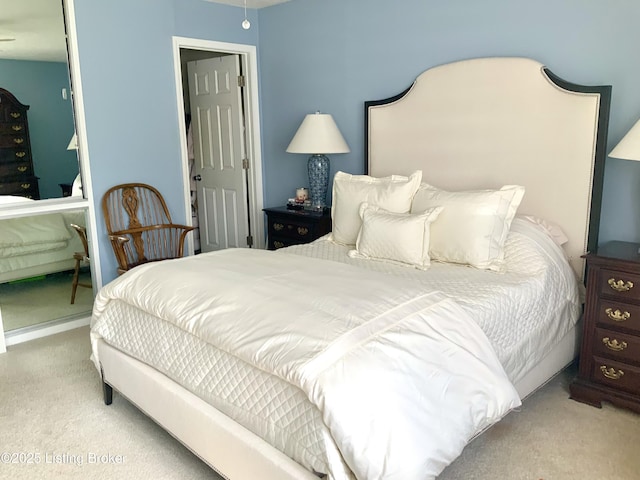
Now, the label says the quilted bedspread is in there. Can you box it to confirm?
[92,248,520,479]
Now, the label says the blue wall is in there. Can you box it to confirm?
[73,0,259,281]
[258,0,640,248]
[0,59,77,199]
[73,0,640,283]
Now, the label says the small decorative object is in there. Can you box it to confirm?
[286,112,350,210]
[295,187,309,203]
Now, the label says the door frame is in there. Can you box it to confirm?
[171,37,265,253]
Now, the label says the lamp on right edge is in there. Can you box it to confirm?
[609,119,640,161]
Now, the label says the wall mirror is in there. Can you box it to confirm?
[0,0,93,344]
[0,0,80,203]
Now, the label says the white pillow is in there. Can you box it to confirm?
[518,214,569,247]
[348,203,443,269]
[330,170,422,245]
[411,183,525,271]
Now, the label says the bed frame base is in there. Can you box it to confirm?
[97,339,320,480]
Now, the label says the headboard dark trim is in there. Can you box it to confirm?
[363,65,612,255]
[542,68,612,255]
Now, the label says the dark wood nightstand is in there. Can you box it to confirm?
[570,241,640,413]
[263,206,331,250]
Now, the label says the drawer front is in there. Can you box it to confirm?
[599,269,640,302]
[0,161,33,177]
[0,110,25,123]
[0,134,28,148]
[593,327,640,364]
[0,122,27,135]
[591,356,640,395]
[0,178,39,198]
[268,235,301,250]
[0,147,30,163]
[596,300,640,333]
[269,218,316,242]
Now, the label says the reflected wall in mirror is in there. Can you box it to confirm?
[0,209,92,332]
[0,0,80,203]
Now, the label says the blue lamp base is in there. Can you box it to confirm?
[308,154,330,209]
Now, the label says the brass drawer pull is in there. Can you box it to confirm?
[608,278,634,292]
[10,112,21,118]
[273,223,284,231]
[602,337,628,352]
[13,138,24,144]
[11,125,23,131]
[17,166,27,172]
[297,227,309,236]
[15,151,26,158]
[20,183,31,189]
[600,365,624,380]
[605,308,630,322]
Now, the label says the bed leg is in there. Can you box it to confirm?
[103,381,113,405]
[100,365,113,405]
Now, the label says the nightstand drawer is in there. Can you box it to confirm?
[599,269,640,301]
[593,327,640,364]
[596,300,640,333]
[591,356,640,395]
[270,219,316,241]
[264,206,331,251]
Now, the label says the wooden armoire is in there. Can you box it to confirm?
[0,88,39,199]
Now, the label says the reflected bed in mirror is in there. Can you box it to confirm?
[0,208,92,332]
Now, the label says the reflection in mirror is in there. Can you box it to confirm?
[0,209,92,332]
[0,0,80,203]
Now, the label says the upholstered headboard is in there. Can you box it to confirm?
[365,57,611,279]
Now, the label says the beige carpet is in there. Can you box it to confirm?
[1,327,639,479]
[0,272,93,332]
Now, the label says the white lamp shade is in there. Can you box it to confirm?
[67,133,78,150]
[609,119,640,161]
[286,113,350,154]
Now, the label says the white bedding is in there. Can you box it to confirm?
[0,210,86,280]
[90,218,580,479]
[283,217,583,385]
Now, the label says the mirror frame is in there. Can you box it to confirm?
[0,0,102,348]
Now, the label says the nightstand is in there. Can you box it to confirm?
[263,206,331,250]
[570,241,640,413]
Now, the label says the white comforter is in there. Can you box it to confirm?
[92,248,520,479]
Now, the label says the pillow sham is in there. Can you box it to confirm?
[411,183,525,271]
[348,203,443,269]
[331,170,422,245]
[518,214,569,247]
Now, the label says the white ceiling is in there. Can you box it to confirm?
[0,0,293,62]
[0,0,68,62]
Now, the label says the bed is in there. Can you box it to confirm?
[0,196,86,284]
[90,57,611,480]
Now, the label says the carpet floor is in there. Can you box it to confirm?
[1,327,639,479]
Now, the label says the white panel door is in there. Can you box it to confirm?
[187,55,249,252]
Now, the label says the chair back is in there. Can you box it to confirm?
[102,183,193,274]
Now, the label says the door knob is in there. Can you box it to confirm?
[193,174,202,181]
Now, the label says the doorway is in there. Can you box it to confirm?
[172,38,265,253]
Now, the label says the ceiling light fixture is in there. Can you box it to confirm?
[242,0,251,30]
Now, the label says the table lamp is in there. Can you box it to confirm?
[286,112,350,210]
[609,119,640,162]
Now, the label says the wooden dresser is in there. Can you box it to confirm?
[570,241,640,413]
[263,206,331,250]
[0,88,39,199]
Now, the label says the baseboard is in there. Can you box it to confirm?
[4,315,90,348]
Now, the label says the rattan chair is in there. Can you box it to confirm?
[101,183,195,275]
[70,223,92,304]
